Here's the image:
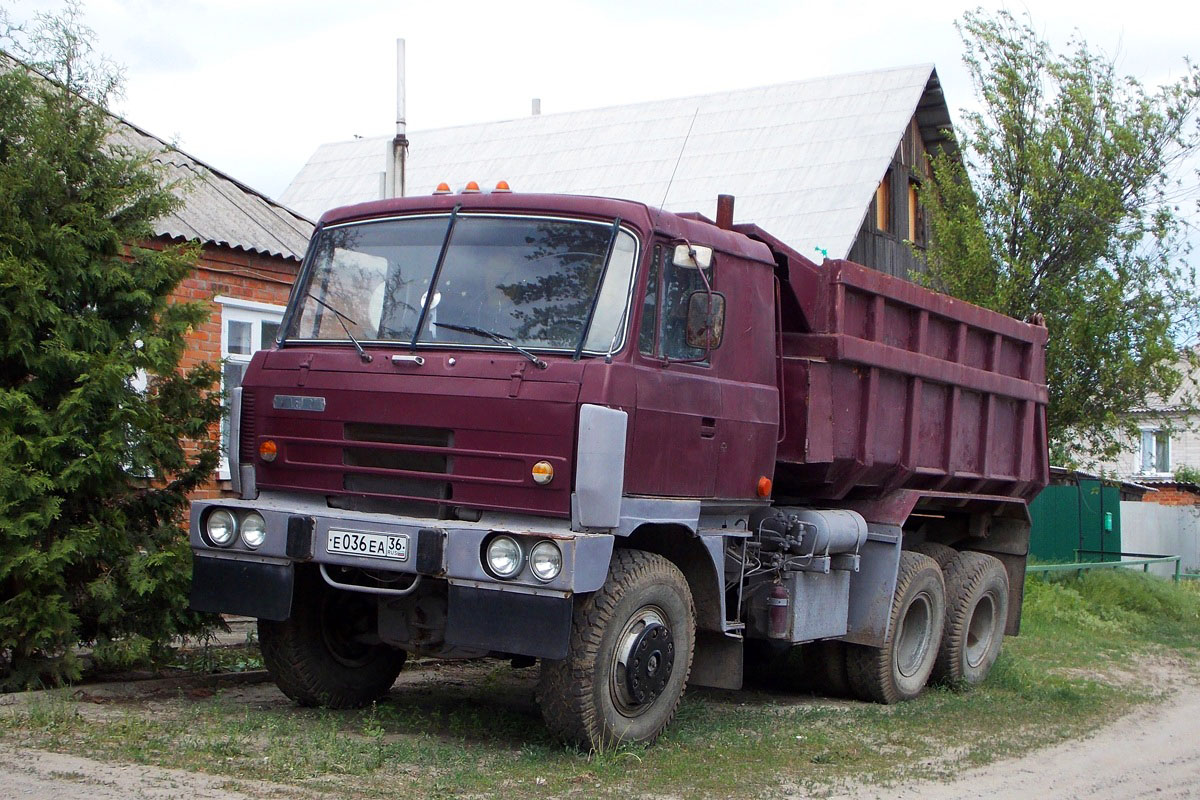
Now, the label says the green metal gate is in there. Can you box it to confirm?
[1029,479,1122,563]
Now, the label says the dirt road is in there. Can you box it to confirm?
[3,667,1198,799]
[823,679,1200,800]
[2,745,322,800]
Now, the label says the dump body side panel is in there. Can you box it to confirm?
[737,225,1049,505]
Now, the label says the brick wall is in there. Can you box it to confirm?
[1142,487,1200,506]
[154,238,301,498]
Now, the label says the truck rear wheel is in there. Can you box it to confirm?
[847,551,945,704]
[932,552,1009,687]
[537,550,695,749]
[909,541,958,570]
[804,640,852,697]
[258,568,406,709]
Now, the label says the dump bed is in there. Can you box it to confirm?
[740,226,1049,504]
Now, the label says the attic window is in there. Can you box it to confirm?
[875,172,891,232]
[908,179,926,246]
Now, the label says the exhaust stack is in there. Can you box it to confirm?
[716,194,735,230]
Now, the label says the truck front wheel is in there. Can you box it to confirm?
[258,568,406,709]
[847,551,945,704]
[537,550,695,748]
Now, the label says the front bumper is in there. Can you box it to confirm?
[188,492,613,624]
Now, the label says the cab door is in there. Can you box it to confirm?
[626,243,722,498]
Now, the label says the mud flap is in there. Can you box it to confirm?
[189,555,293,621]
[841,524,902,647]
[445,584,572,659]
[689,631,743,690]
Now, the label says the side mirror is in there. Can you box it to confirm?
[685,291,726,351]
[672,243,713,269]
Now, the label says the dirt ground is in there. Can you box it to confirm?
[2,661,1199,800]
[821,674,1200,800]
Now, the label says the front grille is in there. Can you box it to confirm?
[345,422,453,450]
[332,423,454,518]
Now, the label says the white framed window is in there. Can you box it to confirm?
[217,296,285,479]
[1138,427,1171,476]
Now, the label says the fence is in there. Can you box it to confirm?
[1119,501,1200,573]
[1026,549,1198,582]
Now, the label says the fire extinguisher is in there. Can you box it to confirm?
[768,581,790,639]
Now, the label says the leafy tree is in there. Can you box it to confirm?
[0,3,222,688]
[921,8,1200,465]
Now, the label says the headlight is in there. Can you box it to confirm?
[529,540,562,582]
[240,512,267,549]
[206,509,237,547]
[485,535,523,579]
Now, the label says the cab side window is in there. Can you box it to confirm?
[639,243,715,362]
[659,248,714,361]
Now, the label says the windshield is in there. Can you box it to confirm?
[286,214,639,354]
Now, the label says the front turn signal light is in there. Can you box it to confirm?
[532,460,554,485]
[756,475,773,497]
[259,439,278,463]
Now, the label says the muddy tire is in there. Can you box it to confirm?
[932,551,1009,687]
[537,550,695,748]
[847,551,945,704]
[258,568,406,709]
[804,639,852,697]
[909,541,958,571]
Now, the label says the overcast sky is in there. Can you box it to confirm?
[5,0,1198,204]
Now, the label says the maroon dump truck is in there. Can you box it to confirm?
[189,189,1048,747]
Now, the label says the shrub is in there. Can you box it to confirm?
[0,5,222,688]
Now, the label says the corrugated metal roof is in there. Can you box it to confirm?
[282,64,950,260]
[2,52,314,261]
[111,121,314,261]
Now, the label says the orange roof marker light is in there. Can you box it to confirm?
[494,180,512,192]
[433,182,452,195]
[463,181,481,193]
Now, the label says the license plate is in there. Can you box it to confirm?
[326,530,409,561]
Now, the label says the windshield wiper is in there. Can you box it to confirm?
[432,322,548,370]
[307,293,372,363]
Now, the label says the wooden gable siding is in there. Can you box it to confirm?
[847,115,932,279]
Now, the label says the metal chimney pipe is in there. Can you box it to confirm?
[532,98,541,116]
[391,38,408,198]
[395,38,406,137]
[716,194,735,229]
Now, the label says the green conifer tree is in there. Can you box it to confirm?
[0,3,222,688]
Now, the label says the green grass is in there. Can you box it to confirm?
[169,642,265,675]
[3,569,1198,799]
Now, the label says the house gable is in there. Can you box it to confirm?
[282,64,955,277]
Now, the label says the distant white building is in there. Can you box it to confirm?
[1096,356,1200,483]
[283,64,957,280]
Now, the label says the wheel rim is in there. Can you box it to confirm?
[895,592,933,678]
[965,593,997,668]
[611,605,675,717]
[319,592,375,668]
